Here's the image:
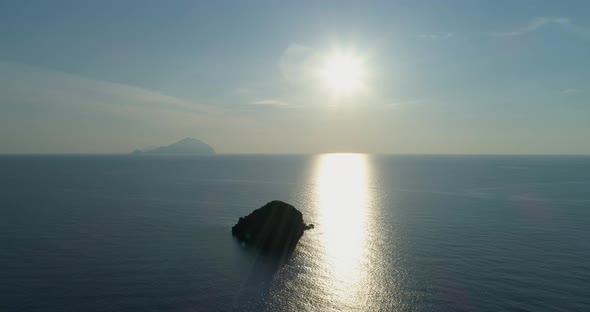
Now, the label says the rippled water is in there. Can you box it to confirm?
[1,154,589,311]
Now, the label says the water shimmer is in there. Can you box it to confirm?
[1,154,589,311]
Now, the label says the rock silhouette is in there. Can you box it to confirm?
[232,201,312,256]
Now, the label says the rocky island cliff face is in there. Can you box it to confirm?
[232,201,313,257]
[132,137,215,155]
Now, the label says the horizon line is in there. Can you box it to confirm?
[1,152,589,157]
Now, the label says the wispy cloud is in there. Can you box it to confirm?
[251,99,288,106]
[494,17,590,37]
[418,32,454,40]
[560,88,583,94]
[0,61,261,152]
[0,61,209,116]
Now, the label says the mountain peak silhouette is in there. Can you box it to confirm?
[133,138,215,155]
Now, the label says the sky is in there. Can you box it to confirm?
[0,0,589,154]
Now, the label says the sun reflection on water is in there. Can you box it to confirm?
[315,153,370,305]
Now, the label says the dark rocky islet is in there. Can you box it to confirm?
[232,201,313,256]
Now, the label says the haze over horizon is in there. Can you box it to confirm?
[1,1,589,154]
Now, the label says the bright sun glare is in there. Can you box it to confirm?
[321,53,365,94]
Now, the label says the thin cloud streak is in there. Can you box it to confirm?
[561,88,583,94]
[494,17,590,37]
[418,32,454,40]
[251,99,288,106]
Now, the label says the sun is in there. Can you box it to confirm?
[321,52,365,94]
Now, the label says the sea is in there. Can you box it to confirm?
[1,154,589,311]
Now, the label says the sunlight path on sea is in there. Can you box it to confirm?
[265,154,406,311]
[314,153,371,308]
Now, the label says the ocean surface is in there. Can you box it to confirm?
[1,154,589,311]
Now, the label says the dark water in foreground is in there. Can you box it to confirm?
[1,154,589,311]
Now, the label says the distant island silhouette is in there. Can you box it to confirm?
[132,137,216,155]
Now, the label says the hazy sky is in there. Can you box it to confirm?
[1,0,589,154]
